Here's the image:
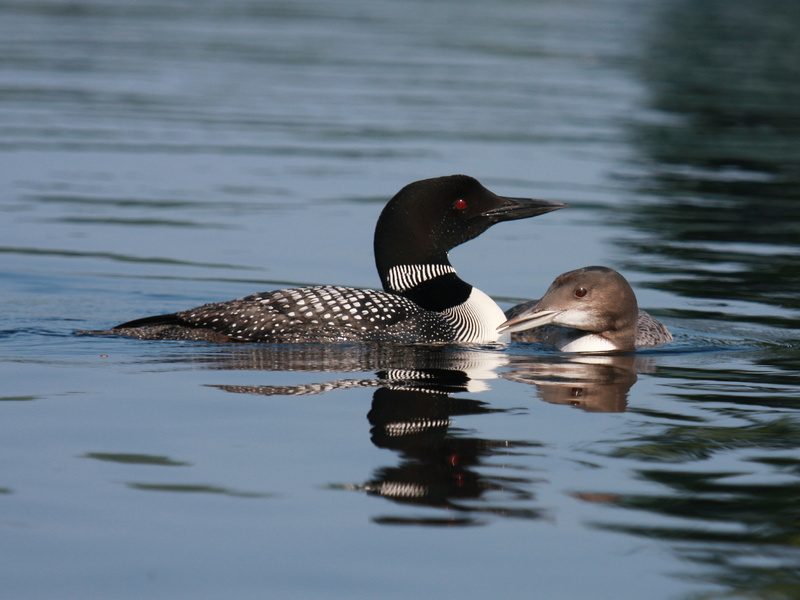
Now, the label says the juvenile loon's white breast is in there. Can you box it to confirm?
[559,334,619,353]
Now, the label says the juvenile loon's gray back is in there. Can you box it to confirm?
[81,175,565,344]
[501,266,672,352]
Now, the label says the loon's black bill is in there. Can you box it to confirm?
[482,196,567,222]
[497,309,564,334]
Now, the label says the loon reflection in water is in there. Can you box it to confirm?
[200,346,650,524]
[198,344,653,412]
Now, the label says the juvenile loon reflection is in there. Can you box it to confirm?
[501,354,647,413]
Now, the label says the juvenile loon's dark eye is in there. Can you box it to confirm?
[454,198,467,210]
[575,287,587,298]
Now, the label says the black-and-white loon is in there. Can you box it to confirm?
[502,266,673,352]
[82,175,565,344]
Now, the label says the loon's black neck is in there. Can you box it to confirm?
[384,267,472,312]
[374,218,452,299]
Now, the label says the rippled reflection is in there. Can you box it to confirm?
[569,347,800,596]
[586,2,800,594]
[358,386,544,526]
[622,0,800,338]
[203,346,543,526]
[579,413,800,596]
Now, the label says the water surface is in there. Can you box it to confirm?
[2,1,800,599]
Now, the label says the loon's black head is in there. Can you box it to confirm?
[374,175,565,290]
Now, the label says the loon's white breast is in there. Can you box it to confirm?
[442,286,511,344]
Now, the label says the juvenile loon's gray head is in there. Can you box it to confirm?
[500,266,641,352]
[373,175,565,308]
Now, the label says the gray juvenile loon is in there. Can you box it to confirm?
[83,175,565,344]
[502,266,673,352]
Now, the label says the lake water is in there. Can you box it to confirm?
[2,1,800,598]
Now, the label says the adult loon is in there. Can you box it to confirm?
[502,266,673,352]
[82,175,565,344]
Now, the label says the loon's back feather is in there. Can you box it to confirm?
[102,286,459,344]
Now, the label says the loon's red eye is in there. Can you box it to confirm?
[454,199,467,210]
[575,287,587,298]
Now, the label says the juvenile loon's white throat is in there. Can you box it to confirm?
[558,334,619,353]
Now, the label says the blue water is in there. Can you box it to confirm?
[2,1,800,598]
